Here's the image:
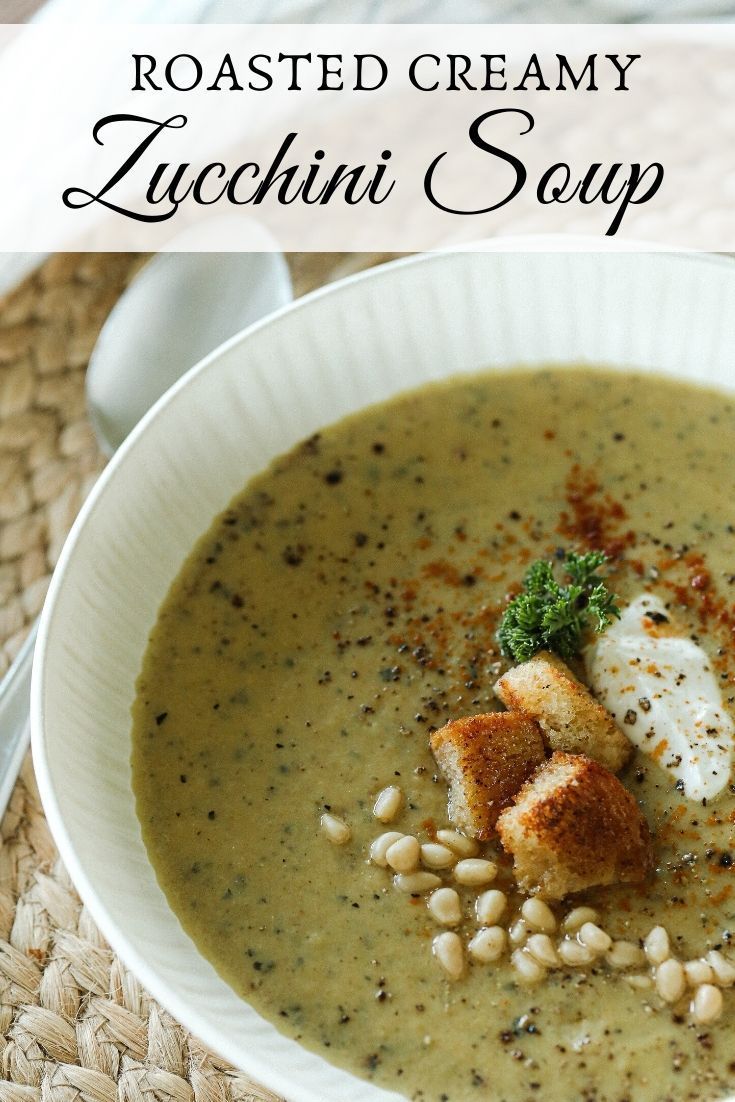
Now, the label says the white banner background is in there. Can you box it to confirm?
[0,24,733,250]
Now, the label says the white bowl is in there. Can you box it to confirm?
[32,247,735,1102]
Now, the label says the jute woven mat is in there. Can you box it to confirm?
[0,250,398,1101]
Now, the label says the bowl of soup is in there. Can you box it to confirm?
[32,246,735,1102]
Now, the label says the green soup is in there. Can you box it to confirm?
[133,368,735,1102]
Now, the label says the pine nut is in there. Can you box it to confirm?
[606,940,645,970]
[692,983,724,1024]
[706,949,735,987]
[512,948,547,984]
[509,919,529,946]
[468,926,507,963]
[421,842,456,869]
[521,898,557,934]
[526,934,561,969]
[428,888,462,927]
[656,958,686,1004]
[684,959,715,987]
[394,871,442,894]
[370,831,404,867]
[373,786,403,823]
[562,906,599,933]
[559,938,596,967]
[320,813,351,845]
[454,859,497,886]
[433,931,464,980]
[436,829,479,857]
[475,889,507,926]
[625,974,653,990]
[578,923,612,955]
[385,835,420,873]
[644,926,670,965]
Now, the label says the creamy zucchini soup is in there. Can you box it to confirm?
[132,368,735,1102]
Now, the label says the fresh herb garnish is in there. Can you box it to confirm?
[497,550,620,663]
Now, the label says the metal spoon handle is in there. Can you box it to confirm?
[0,622,36,817]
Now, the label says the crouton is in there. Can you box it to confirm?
[496,751,652,899]
[430,712,546,840]
[494,650,632,772]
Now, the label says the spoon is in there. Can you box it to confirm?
[0,244,293,814]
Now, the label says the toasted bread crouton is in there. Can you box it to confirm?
[496,752,652,899]
[494,650,632,772]
[430,712,546,840]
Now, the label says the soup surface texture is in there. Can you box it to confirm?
[132,368,735,1102]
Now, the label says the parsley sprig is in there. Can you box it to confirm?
[497,550,620,663]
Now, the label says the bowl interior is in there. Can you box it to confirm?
[32,248,735,1102]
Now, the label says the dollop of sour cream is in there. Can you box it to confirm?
[586,593,734,801]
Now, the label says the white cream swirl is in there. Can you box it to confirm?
[586,593,734,801]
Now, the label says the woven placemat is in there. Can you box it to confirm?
[0,249,398,1101]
